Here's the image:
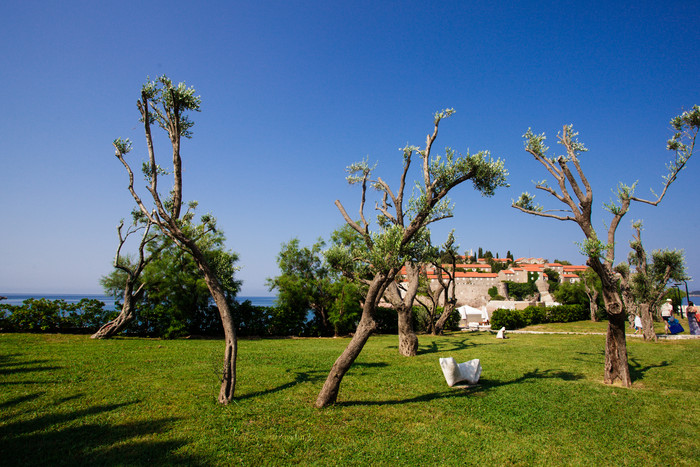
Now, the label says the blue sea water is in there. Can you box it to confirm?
[0,293,276,309]
[238,296,277,307]
[0,293,118,309]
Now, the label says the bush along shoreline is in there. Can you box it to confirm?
[0,297,464,339]
[0,298,115,334]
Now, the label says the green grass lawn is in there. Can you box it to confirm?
[1,329,698,465]
[522,318,690,336]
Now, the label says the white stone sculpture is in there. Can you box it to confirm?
[496,326,507,339]
[439,357,482,387]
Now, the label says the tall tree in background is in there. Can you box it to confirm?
[513,105,698,387]
[627,221,687,341]
[113,76,239,404]
[315,109,508,407]
[267,237,364,337]
[268,238,332,335]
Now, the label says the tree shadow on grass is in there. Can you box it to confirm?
[0,392,44,412]
[235,369,328,401]
[575,350,671,384]
[0,398,205,466]
[0,353,23,364]
[418,337,499,355]
[628,358,669,382]
[336,368,585,407]
[353,362,388,368]
[0,353,63,380]
[571,349,605,368]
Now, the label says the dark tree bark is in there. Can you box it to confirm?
[604,310,632,385]
[181,235,238,404]
[638,304,657,342]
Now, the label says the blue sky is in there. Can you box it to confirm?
[1,0,698,296]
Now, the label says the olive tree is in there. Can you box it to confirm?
[113,76,239,404]
[513,105,699,387]
[414,231,460,335]
[625,221,687,341]
[315,109,508,407]
[430,232,461,335]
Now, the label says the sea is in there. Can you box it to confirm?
[0,293,277,309]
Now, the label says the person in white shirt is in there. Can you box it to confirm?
[634,314,643,334]
[660,298,673,334]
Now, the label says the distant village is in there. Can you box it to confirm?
[400,256,588,323]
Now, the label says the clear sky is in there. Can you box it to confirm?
[1,0,698,296]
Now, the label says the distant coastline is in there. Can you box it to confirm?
[0,293,276,309]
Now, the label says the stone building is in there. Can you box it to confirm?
[399,258,588,309]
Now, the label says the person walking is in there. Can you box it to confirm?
[634,314,643,334]
[687,301,700,336]
[660,298,673,335]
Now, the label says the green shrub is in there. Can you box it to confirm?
[0,298,111,332]
[0,304,14,331]
[487,286,505,301]
[444,307,462,331]
[374,306,398,334]
[492,304,588,330]
[547,304,586,323]
[504,281,538,300]
[490,308,526,330]
[233,301,274,336]
[67,298,114,330]
[521,305,547,326]
[412,305,431,332]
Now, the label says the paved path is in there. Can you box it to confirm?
[505,330,700,339]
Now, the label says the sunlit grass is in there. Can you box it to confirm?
[522,318,687,335]
[1,331,698,465]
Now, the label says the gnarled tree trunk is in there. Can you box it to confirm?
[91,283,142,339]
[315,273,389,407]
[638,303,657,342]
[115,79,240,404]
[397,307,418,356]
[604,311,632,386]
[589,296,599,322]
[385,262,420,357]
[93,219,156,339]
[434,297,457,335]
[596,265,632,387]
[185,238,238,404]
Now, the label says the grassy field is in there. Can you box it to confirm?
[1,327,699,465]
[521,318,680,335]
